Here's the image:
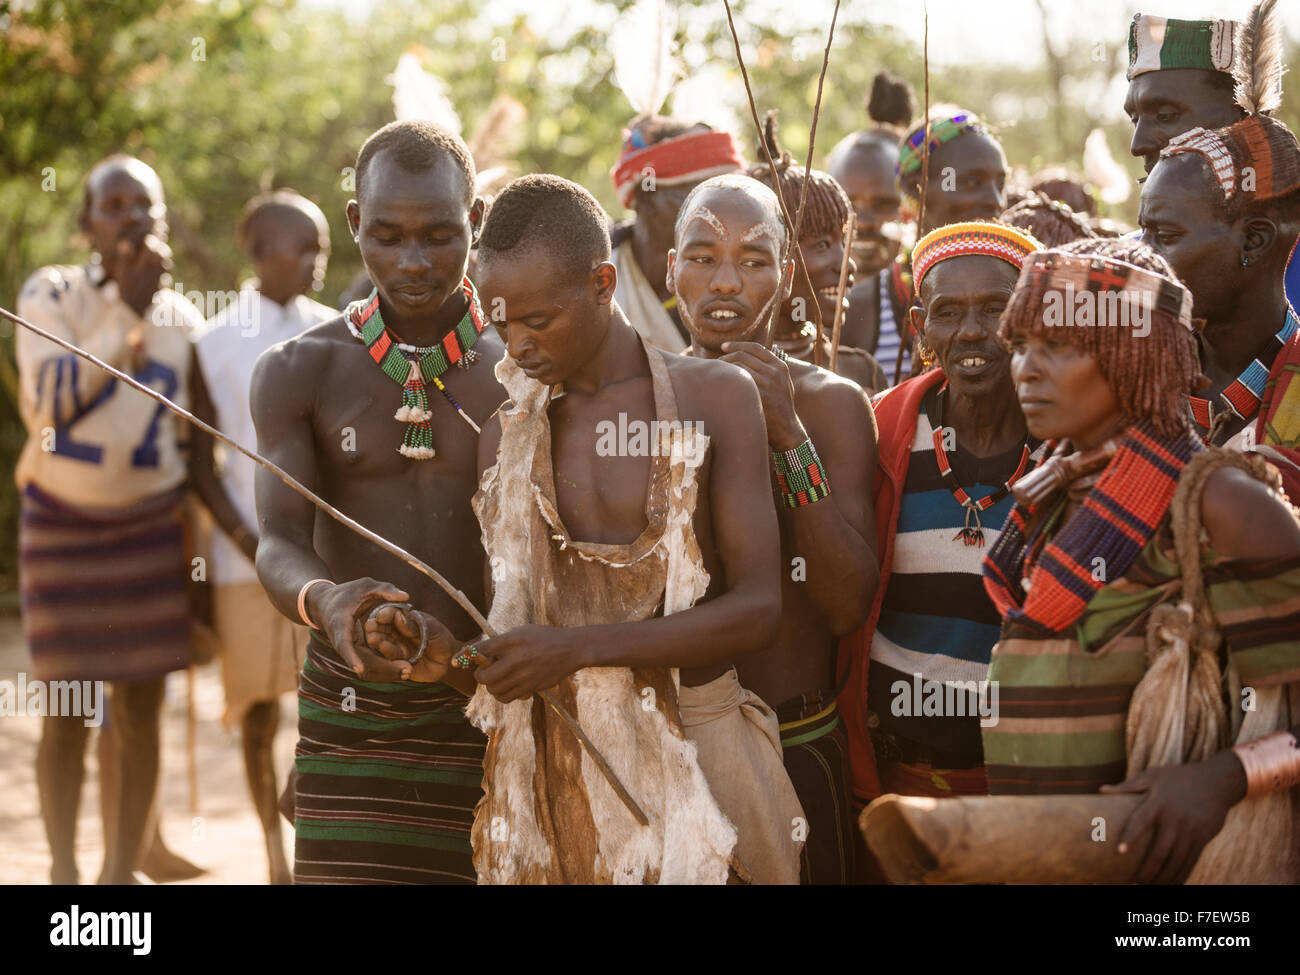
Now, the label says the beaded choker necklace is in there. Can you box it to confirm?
[344,278,486,459]
[1189,307,1298,437]
[931,384,1031,546]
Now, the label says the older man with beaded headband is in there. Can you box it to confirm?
[837,220,1043,877]
[1142,110,1300,500]
[251,119,507,884]
[666,174,880,883]
[983,237,1300,884]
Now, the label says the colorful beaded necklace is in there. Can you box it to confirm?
[1189,307,1298,437]
[930,384,1031,546]
[344,278,486,459]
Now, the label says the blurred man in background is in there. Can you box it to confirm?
[190,188,334,884]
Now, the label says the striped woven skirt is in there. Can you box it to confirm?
[293,631,486,884]
[778,690,856,885]
[19,483,190,683]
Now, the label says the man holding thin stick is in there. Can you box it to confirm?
[250,120,506,884]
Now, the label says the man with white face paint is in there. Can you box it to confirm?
[667,174,881,883]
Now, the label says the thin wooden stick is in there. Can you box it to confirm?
[0,303,648,827]
[919,2,932,236]
[721,1,825,354]
[792,0,841,368]
[187,665,199,815]
[829,210,855,375]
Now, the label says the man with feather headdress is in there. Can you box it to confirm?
[1123,1,1298,307]
[1131,1,1300,499]
[606,0,747,353]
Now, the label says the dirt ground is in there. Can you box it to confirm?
[0,612,298,885]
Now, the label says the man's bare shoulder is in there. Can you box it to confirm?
[787,357,878,451]
[255,314,353,377]
[788,357,872,410]
[660,350,761,422]
[250,314,357,412]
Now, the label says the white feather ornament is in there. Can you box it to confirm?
[610,0,679,119]
[388,51,462,134]
[1233,0,1286,116]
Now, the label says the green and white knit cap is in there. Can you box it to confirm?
[1127,13,1236,81]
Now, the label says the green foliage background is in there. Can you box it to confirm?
[0,0,1297,590]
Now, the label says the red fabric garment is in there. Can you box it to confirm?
[1254,327,1300,501]
[835,367,946,810]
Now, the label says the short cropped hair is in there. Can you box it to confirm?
[674,173,789,251]
[236,189,328,255]
[355,119,475,204]
[476,174,611,281]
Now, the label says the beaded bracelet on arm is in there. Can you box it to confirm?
[772,438,831,509]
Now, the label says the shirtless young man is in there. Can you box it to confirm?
[249,120,505,884]
[369,174,802,883]
[665,174,879,883]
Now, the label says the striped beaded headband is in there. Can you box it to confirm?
[1013,250,1194,331]
[1160,126,1239,199]
[1126,13,1235,81]
[911,221,1042,291]
[897,112,984,177]
[1160,116,1300,205]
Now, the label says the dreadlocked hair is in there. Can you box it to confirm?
[1000,192,1096,248]
[1001,237,1202,439]
[748,111,850,241]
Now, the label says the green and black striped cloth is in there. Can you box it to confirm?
[982,521,1300,795]
[293,631,485,884]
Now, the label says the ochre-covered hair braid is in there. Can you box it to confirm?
[1000,237,1203,438]
[747,111,850,240]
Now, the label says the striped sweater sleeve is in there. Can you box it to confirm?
[1205,552,1300,686]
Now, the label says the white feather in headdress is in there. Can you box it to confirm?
[610,0,679,119]
[672,65,744,137]
[1233,0,1286,116]
[1083,128,1131,206]
[388,51,462,134]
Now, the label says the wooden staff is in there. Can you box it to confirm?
[0,303,648,828]
[829,210,855,375]
[721,0,838,365]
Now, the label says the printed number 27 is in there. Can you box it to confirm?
[130,361,178,467]
[51,358,178,468]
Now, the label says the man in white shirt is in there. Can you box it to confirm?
[191,190,333,885]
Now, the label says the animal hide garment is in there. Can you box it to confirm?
[467,348,737,884]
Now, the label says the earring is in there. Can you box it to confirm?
[915,336,937,370]
[1242,256,1250,267]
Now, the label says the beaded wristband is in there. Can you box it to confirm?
[1232,730,1300,799]
[773,439,831,509]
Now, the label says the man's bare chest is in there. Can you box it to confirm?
[312,343,504,478]
[548,385,657,546]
